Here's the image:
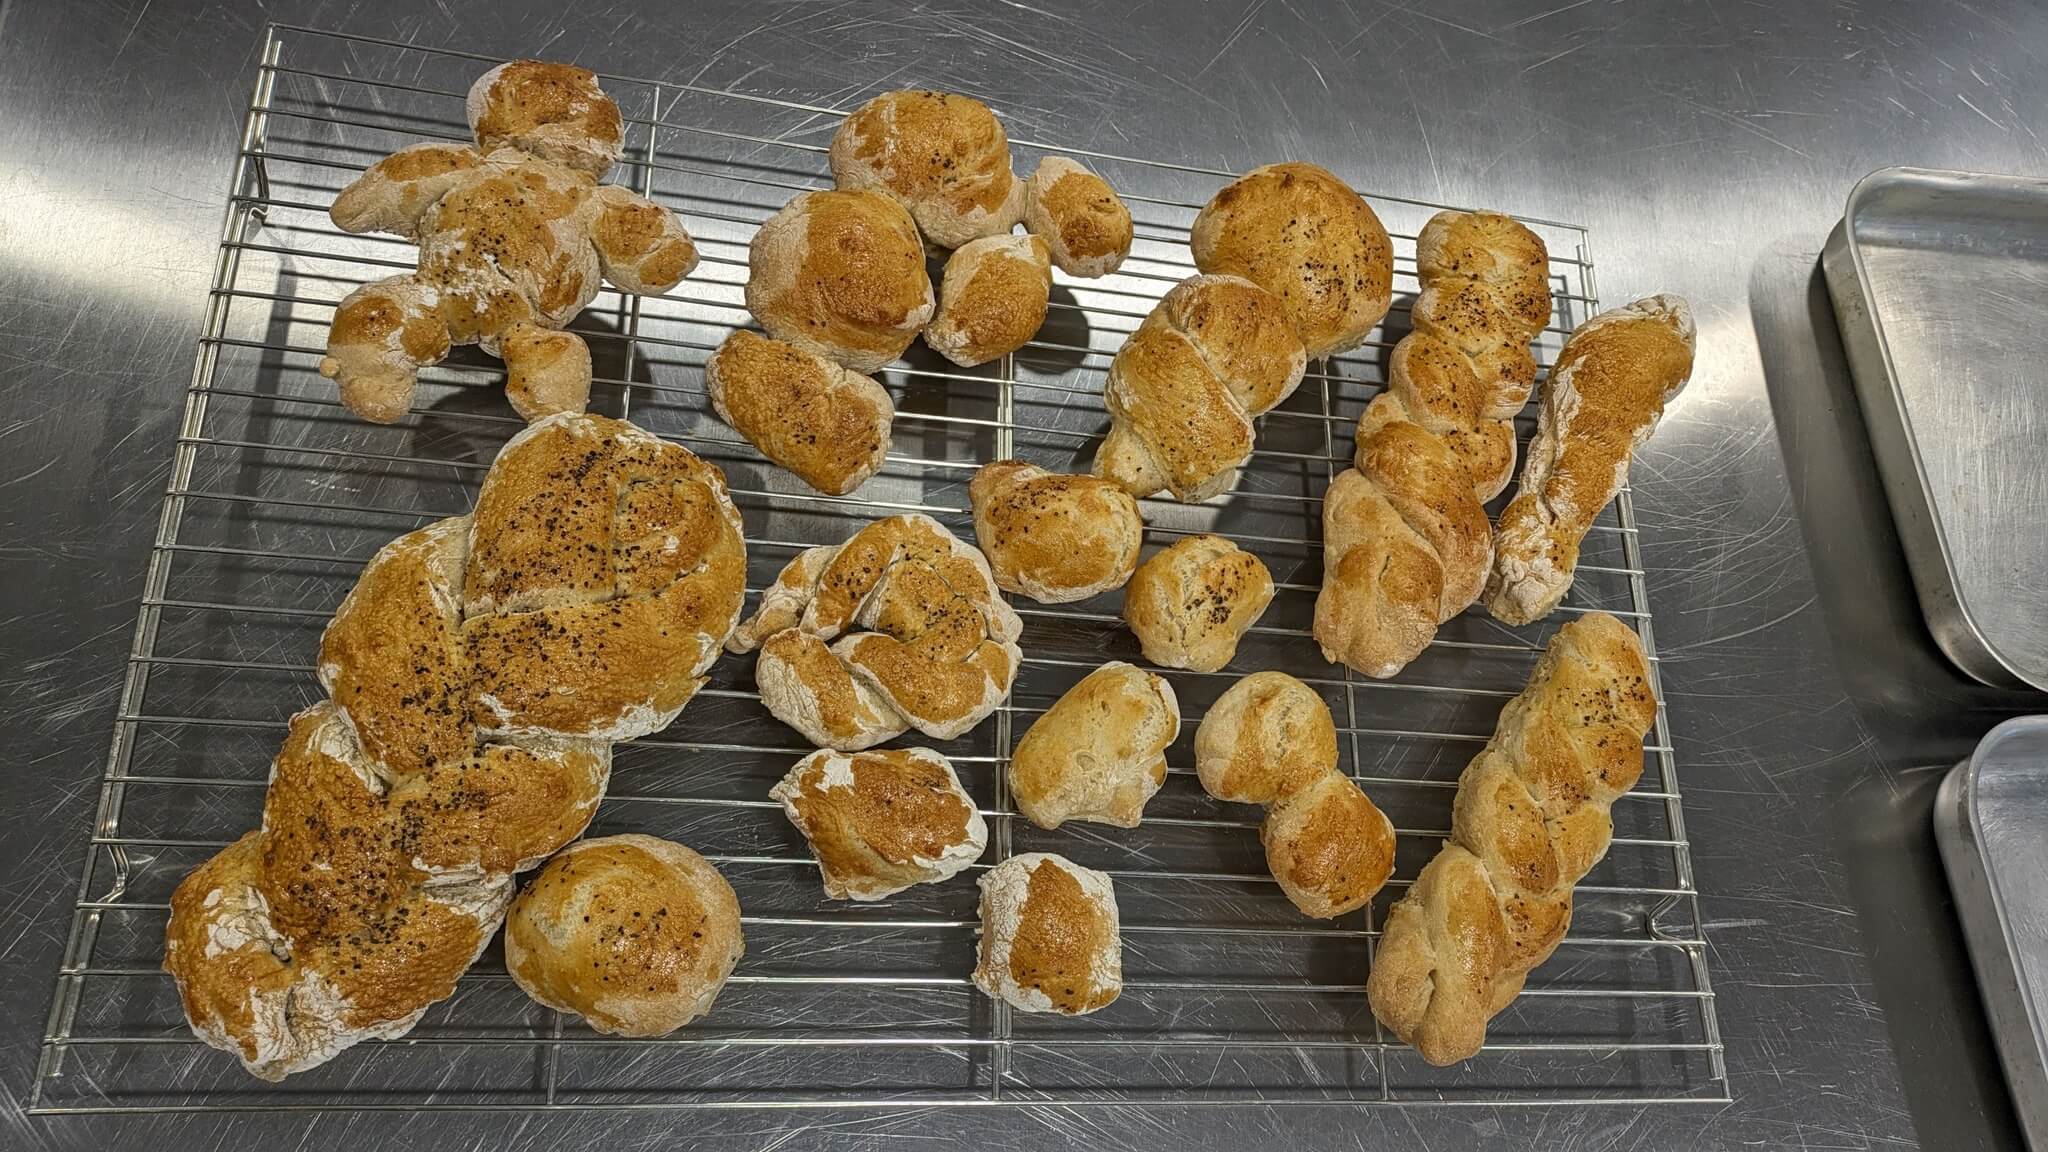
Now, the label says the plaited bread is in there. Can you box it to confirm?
[924,233,1053,367]
[505,834,744,1037]
[746,189,934,373]
[973,853,1122,1015]
[1009,661,1179,830]
[705,329,894,495]
[969,460,1143,603]
[829,89,1025,249]
[1122,534,1274,673]
[771,747,988,900]
[1486,295,1695,625]
[1190,162,1393,359]
[1368,612,1656,1065]
[1022,156,1133,277]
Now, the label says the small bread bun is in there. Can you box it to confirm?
[1023,156,1133,277]
[705,329,893,495]
[969,460,1142,603]
[770,747,988,901]
[745,189,934,373]
[1122,534,1274,672]
[1193,670,1336,806]
[465,60,623,177]
[973,852,1121,1015]
[1009,662,1178,830]
[1260,771,1396,919]
[924,234,1052,367]
[829,90,1024,249]
[505,834,744,1037]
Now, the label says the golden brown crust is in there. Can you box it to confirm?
[706,330,894,495]
[1259,771,1395,918]
[746,189,935,373]
[754,628,906,750]
[466,60,623,177]
[1009,662,1178,830]
[1312,468,1445,679]
[924,234,1052,367]
[969,460,1142,603]
[1193,670,1336,805]
[1122,534,1274,673]
[974,853,1121,1015]
[829,90,1023,248]
[1022,156,1132,277]
[771,747,987,900]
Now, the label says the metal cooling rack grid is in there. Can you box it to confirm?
[31,22,1728,1113]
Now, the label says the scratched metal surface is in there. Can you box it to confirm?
[2,1,2044,1148]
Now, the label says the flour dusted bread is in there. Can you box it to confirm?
[1367,612,1657,1065]
[925,233,1052,367]
[771,747,988,900]
[829,89,1024,248]
[1122,534,1273,673]
[1009,662,1178,830]
[706,329,893,495]
[505,834,744,1037]
[1023,156,1133,277]
[970,460,1142,603]
[974,853,1122,1015]
[746,188,935,373]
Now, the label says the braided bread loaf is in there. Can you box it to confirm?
[164,414,747,1079]
[1313,211,1550,679]
[1366,612,1656,1065]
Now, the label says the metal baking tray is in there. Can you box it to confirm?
[1936,716,2048,1149]
[1822,166,2048,691]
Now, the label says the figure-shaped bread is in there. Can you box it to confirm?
[746,188,935,373]
[1122,534,1273,672]
[829,89,1025,249]
[925,234,1053,367]
[1367,612,1656,1065]
[1192,671,1394,918]
[321,61,700,423]
[974,853,1122,1015]
[728,515,1024,750]
[1010,662,1179,830]
[505,834,744,1037]
[705,329,894,495]
[165,414,746,1079]
[969,460,1143,603]
[771,747,988,900]
[1023,156,1133,277]
[1095,274,1307,502]
[1486,295,1695,625]
[1190,162,1392,359]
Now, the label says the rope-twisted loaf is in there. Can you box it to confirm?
[163,414,747,1079]
[1366,612,1657,1065]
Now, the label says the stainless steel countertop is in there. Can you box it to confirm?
[2,1,2042,1147]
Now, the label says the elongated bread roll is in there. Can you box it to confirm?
[1023,156,1133,277]
[1010,661,1178,829]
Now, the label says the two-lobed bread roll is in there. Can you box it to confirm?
[746,188,935,373]
[829,89,1024,249]
[770,746,988,900]
[969,459,1143,603]
[1367,612,1657,1065]
[974,852,1122,1015]
[1486,295,1695,625]
[1023,156,1133,277]
[1010,661,1179,830]
[705,329,894,495]
[1191,162,1393,360]
[505,834,744,1037]
[925,234,1053,367]
[1122,534,1274,673]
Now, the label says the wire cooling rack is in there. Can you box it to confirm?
[31,23,1728,1113]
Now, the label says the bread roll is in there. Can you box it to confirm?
[505,834,744,1037]
[705,329,894,495]
[1311,468,1449,680]
[1486,295,1695,625]
[771,747,988,900]
[745,188,934,373]
[1368,612,1656,1065]
[1023,156,1133,277]
[1009,662,1178,830]
[924,233,1053,367]
[1122,534,1273,672]
[973,853,1122,1015]
[829,89,1024,248]
[466,59,624,176]
[1259,771,1395,919]
[753,628,907,751]
[1193,670,1335,806]
[969,459,1142,603]
[1190,162,1392,359]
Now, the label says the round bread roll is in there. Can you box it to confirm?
[1259,771,1396,919]
[969,459,1142,603]
[770,747,988,901]
[1009,662,1178,830]
[829,89,1025,249]
[705,329,894,495]
[973,852,1121,1015]
[1193,670,1337,806]
[1123,534,1274,672]
[745,189,934,373]
[1023,156,1133,277]
[924,234,1052,367]
[1190,162,1393,360]
[466,59,623,177]
[505,834,744,1037]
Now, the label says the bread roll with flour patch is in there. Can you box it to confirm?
[771,747,987,900]
[925,233,1052,367]
[829,90,1024,248]
[746,189,934,373]
[974,853,1122,1015]
[1023,156,1133,277]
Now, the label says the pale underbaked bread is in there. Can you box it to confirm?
[1190,162,1392,359]
[705,329,894,495]
[746,188,935,373]
[1122,534,1273,672]
[166,414,741,1079]
[1486,295,1695,625]
[771,747,988,900]
[829,89,1025,249]
[505,834,744,1037]
[969,460,1143,603]
[974,853,1122,1015]
[1009,662,1179,830]
[1022,156,1133,277]
[1095,274,1307,501]
[1368,612,1656,1065]
[924,233,1053,367]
